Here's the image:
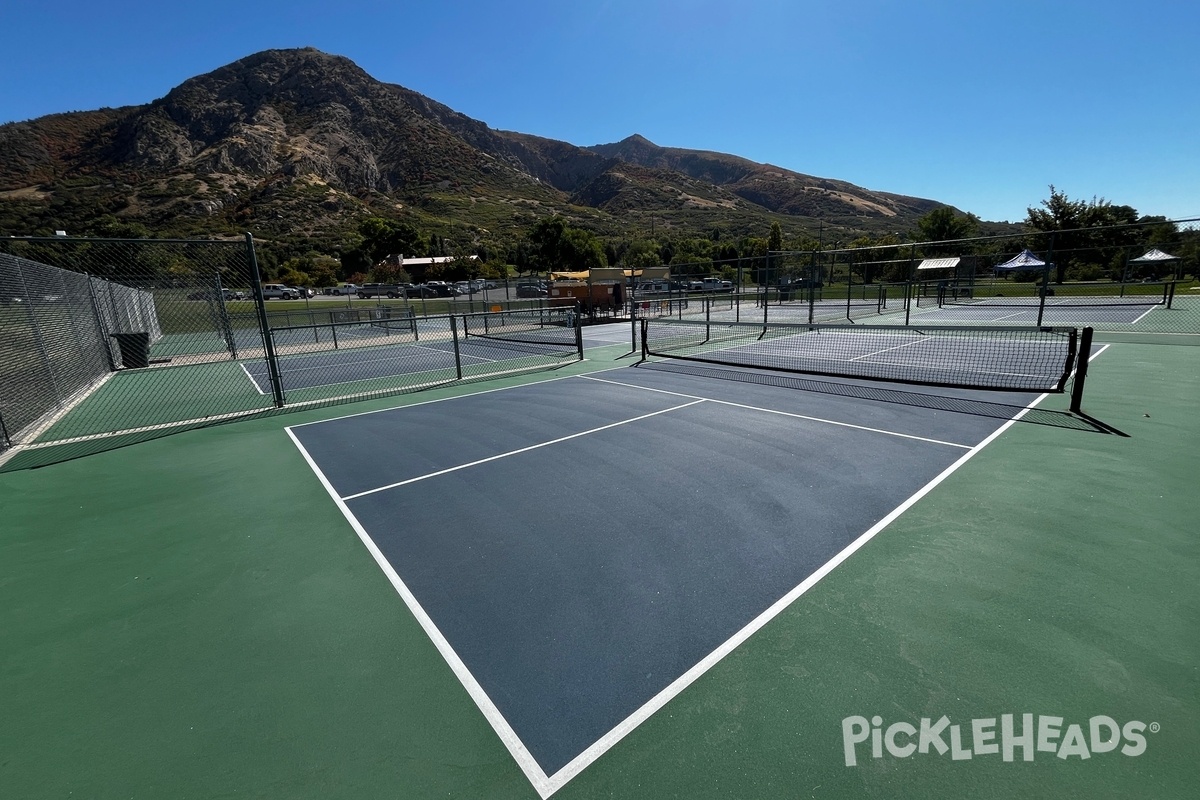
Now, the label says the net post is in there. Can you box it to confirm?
[1070,327,1093,414]
[844,254,852,321]
[246,233,285,408]
[807,261,816,325]
[1166,281,1176,309]
[736,260,742,323]
[1035,263,1049,327]
[639,318,648,363]
[450,315,463,379]
[705,296,711,343]
[574,309,584,357]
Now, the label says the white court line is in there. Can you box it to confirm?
[1131,305,1159,325]
[578,374,972,449]
[408,341,498,363]
[543,384,1057,796]
[240,361,267,395]
[285,427,558,798]
[847,336,928,361]
[341,399,706,500]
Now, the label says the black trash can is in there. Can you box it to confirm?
[110,331,150,369]
[779,287,794,302]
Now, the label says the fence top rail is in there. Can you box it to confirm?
[3,236,250,246]
[644,318,1078,336]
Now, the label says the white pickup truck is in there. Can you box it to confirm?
[702,278,733,291]
[260,284,300,300]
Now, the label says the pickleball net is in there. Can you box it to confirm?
[460,307,581,352]
[640,318,1094,405]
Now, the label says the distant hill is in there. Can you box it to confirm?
[0,47,989,257]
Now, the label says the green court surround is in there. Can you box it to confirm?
[1,339,1196,799]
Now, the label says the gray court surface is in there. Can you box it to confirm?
[286,366,1042,776]
[242,338,509,392]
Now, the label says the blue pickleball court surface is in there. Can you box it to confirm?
[287,364,1040,780]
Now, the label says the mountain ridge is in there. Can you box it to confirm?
[0,47,975,256]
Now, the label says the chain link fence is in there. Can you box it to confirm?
[0,236,582,472]
[760,219,1199,337]
[618,219,1199,350]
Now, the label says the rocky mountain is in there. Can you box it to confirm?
[0,47,958,256]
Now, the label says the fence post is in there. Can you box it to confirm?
[86,274,118,370]
[246,233,285,408]
[574,308,584,357]
[212,270,239,360]
[450,315,463,379]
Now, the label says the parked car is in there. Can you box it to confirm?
[516,283,548,298]
[424,281,455,297]
[356,283,403,299]
[260,284,299,300]
[289,286,315,298]
[635,281,672,295]
[405,284,436,298]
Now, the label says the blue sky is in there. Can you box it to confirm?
[2,0,1196,223]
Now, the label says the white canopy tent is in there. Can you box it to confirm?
[993,249,1047,272]
[1129,248,1181,280]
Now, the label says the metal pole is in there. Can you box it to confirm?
[450,315,463,379]
[213,270,239,360]
[1036,263,1049,328]
[807,252,816,325]
[736,259,742,323]
[1070,327,1093,414]
[246,233,285,408]
[85,274,118,370]
[574,308,584,358]
[904,245,916,326]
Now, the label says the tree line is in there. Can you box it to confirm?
[254,187,1196,289]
